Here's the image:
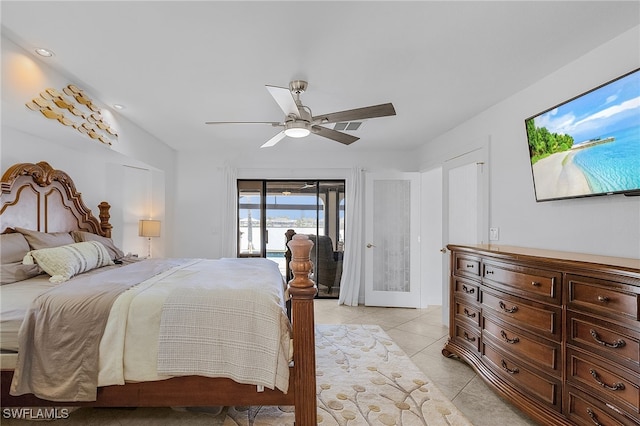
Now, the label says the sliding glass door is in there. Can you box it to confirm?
[237,180,345,298]
[237,180,264,257]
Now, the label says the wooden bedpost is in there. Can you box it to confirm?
[287,234,317,426]
[98,202,112,238]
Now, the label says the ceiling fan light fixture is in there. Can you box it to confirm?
[284,121,310,138]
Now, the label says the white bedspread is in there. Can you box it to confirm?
[157,258,290,392]
[97,258,290,393]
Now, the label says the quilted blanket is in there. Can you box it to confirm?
[157,258,290,392]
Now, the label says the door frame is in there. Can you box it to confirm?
[441,140,490,324]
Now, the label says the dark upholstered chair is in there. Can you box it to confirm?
[307,234,341,294]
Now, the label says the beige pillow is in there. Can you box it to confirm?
[71,231,125,260]
[24,241,114,283]
[1,232,32,263]
[1,233,42,284]
[1,262,41,285]
[15,227,74,250]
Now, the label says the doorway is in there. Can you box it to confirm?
[441,144,489,323]
[237,179,345,298]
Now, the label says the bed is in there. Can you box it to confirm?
[0,161,318,425]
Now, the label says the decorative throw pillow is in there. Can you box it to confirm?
[71,230,125,260]
[23,241,114,283]
[15,227,75,250]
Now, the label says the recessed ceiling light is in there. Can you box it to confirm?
[113,104,125,110]
[35,48,54,57]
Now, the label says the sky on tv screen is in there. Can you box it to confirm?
[532,70,639,144]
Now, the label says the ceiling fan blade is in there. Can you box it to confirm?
[266,85,300,117]
[260,131,287,148]
[312,126,360,145]
[314,103,396,125]
[205,121,281,126]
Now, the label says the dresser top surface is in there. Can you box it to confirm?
[448,244,640,272]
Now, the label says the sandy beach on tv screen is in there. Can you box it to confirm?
[532,151,591,200]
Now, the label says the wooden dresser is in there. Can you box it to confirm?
[442,244,640,426]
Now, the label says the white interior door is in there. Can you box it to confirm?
[441,145,489,324]
[448,163,480,244]
[364,172,420,307]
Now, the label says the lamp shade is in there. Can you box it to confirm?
[139,220,161,238]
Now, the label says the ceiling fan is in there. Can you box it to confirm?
[205,80,396,148]
[300,182,316,189]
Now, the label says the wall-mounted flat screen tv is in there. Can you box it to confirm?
[524,68,639,202]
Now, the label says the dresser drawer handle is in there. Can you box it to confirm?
[531,281,541,287]
[461,284,475,294]
[589,369,625,391]
[500,330,520,344]
[465,264,475,268]
[498,301,518,314]
[586,408,603,426]
[463,308,476,318]
[463,332,476,342]
[590,329,626,348]
[485,270,494,275]
[501,359,519,374]
[597,295,610,303]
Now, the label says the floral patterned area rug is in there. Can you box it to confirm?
[224,324,473,426]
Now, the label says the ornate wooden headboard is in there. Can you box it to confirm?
[0,161,112,237]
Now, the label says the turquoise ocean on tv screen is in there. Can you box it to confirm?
[573,125,640,194]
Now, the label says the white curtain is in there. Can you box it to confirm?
[338,167,364,306]
[222,166,238,258]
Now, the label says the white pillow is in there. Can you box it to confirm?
[23,241,114,283]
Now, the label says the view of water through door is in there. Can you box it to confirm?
[237,180,345,298]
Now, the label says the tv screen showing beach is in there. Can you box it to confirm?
[525,68,640,201]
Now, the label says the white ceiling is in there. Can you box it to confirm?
[2,1,639,154]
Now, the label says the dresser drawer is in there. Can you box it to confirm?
[482,288,562,340]
[567,311,640,372]
[566,384,635,426]
[453,277,480,302]
[482,340,561,412]
[454,321,481,355]
[483,259,561,304]
[567,274,640,322]
[454,298,481,327]
[482,314,560,374]
[567,348,640,417]
[453,252,481,279]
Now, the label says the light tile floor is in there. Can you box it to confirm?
[315,299,539,426]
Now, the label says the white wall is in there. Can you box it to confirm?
[420,167,443,306]
[1,36,176,256]
[419,26,640,259]
[173,147,418,259]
